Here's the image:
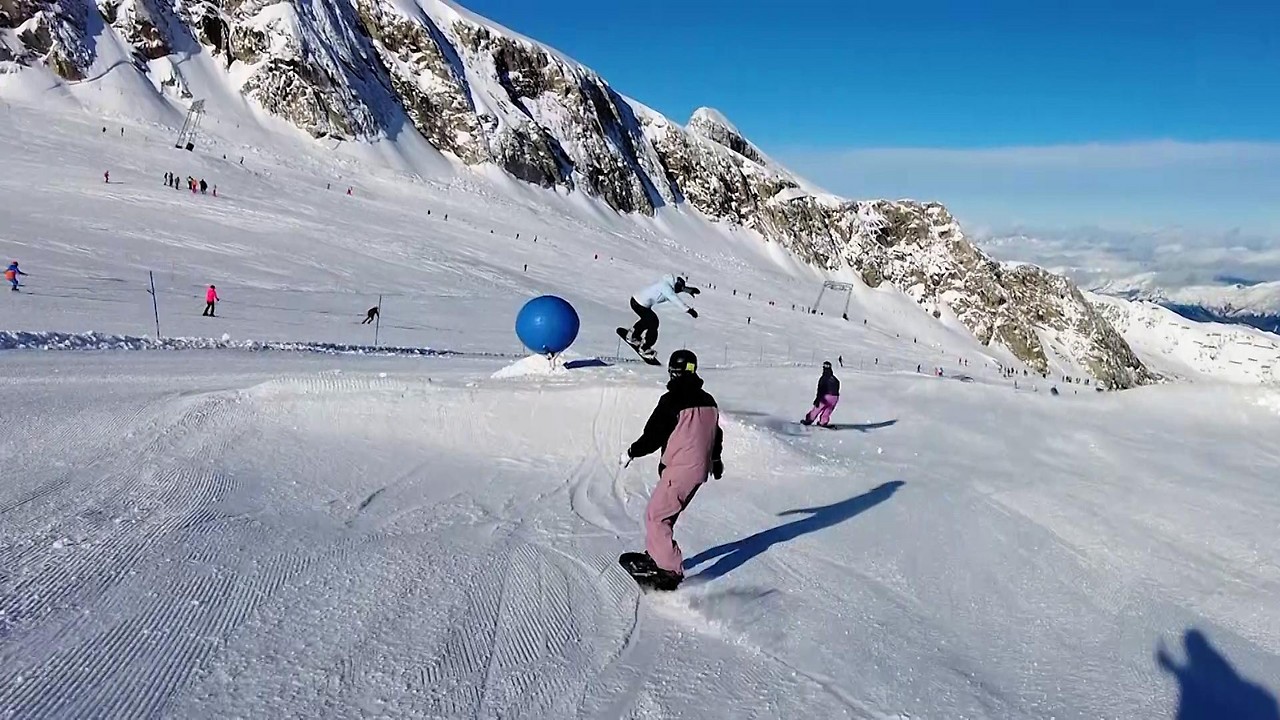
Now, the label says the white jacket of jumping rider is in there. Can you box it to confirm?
[633,274,691,311]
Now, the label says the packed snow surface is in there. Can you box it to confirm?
[2,82,1279,719]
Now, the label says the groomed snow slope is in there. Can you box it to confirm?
[2,99,1280,717]
[2,353,1279,719]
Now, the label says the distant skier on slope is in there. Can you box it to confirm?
[800,361,840,427]
[5,261,26,291]
[618,273,699,360]
[619,349,723,591]
[202,284,219,317]
[362,305,379,324]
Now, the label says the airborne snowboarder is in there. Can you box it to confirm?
[618,273,699,361]
[619,349,724,591]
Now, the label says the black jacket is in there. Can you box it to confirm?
[815,370,840,403]
[628,374,723,472]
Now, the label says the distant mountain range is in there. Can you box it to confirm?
[1091,279,1280,336]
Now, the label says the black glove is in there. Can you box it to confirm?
[686,287,700,296]
[712,460,723,480]
[688,308,698,318]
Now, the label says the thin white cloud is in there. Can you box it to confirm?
[975,226,1280,303]
[776,140,1280,234]
[828,141,1280,170]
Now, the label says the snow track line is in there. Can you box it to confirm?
[417,544,508,717]
[581,570,665,720]
[567,385,635,537]
[409,540,612,719]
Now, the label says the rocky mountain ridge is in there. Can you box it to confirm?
[0,0,1154,387]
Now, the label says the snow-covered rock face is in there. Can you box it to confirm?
[817,200,1152,389]
[1,0,1153,388]
[4,0,95,79]
[1089,293,1280,384]
[687,106,768,167]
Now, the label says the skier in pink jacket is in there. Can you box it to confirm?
[202,285,219,317]
[621,349,724,590]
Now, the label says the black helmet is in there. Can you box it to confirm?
[673,276,686,292]
[822,360,832,370]
[668,348,698,378]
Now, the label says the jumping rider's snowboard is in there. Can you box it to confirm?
[619,552,682,591]
[616,328,661,365]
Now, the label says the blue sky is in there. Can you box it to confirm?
[463,0,1280,239]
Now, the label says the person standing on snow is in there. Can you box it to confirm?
[621,349,724,590]
[202,284,219,316]
[801,360,840,427]
[361,305,379,324]
[621,274,699,359]
[5,261,26,291]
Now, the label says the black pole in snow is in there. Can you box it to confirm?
[148,271,161,338]
[374,294,383,347]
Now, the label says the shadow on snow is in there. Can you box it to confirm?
[683,480,904,580]
[1157,629,1279,720]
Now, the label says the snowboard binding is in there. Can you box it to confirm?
[619,552,683,591]
[616,328,661,365]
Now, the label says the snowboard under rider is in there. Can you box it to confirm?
[801,361,840,427]
[623,274,699,357]
[622,349,724,590]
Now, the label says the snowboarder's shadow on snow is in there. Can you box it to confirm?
[1156,629,1279,720]
[683,480,905,580]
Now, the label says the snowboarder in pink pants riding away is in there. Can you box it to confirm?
[801,360,840,427]
[622,349,724,590]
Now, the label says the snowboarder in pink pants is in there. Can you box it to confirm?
[622,349,724,590]
[801,361,840,427]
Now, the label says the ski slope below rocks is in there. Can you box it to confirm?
[0,99,1037,381]
[2,352,1279,719]
[2,92,1279,718]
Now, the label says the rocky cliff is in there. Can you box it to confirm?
[0,0,1154,388]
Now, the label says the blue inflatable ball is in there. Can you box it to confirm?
[515,295,580,355]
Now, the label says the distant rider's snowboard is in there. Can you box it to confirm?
[794,422,853,430]
[619,552,680,591]
[616,328,660,365]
